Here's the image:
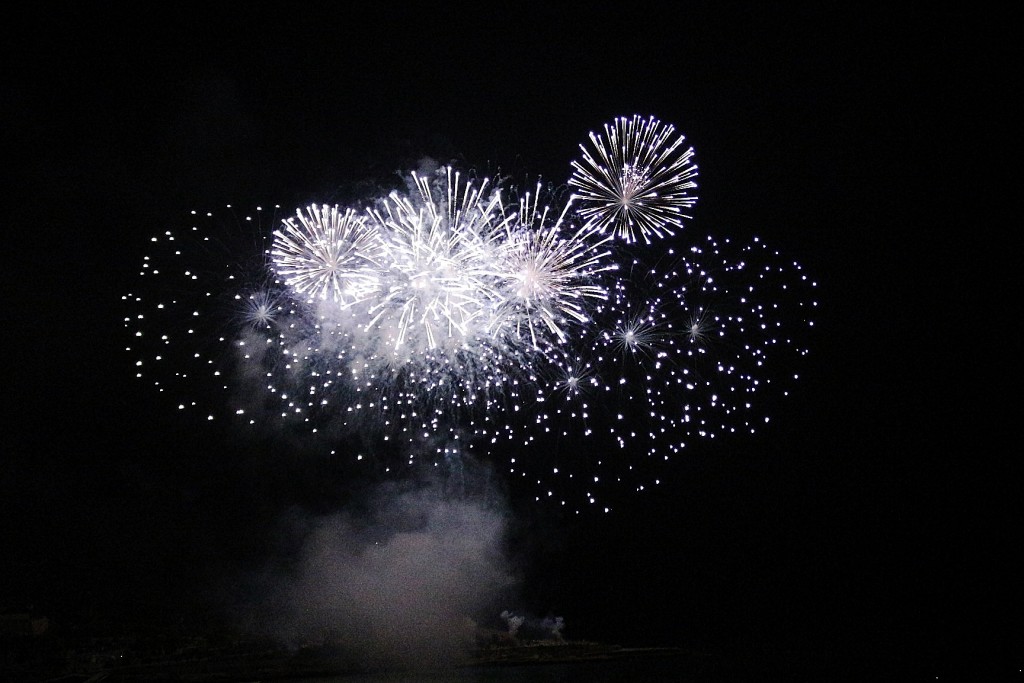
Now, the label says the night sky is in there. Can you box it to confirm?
[2,4,1015,677]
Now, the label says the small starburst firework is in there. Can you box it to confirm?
[605,298,665,360]
[236,288,285,330]
[570,114,698,244]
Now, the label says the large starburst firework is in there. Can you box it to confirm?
[490,187,615,347]
[271,204,382,305]
[569,114,699,244]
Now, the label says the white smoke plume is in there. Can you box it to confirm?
[235,480,518,670]
[500,610,566,642]
[500,610,525,638]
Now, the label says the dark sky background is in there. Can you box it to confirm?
[2,3,1015,677]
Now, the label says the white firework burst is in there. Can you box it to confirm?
[604,296,666,360]
[235,287,287,331]
[491,186,615,347]
[271,204,383,305]
[360,167,506,354]
[570,114,698,244]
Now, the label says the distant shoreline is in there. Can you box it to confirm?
[466,641,686,666]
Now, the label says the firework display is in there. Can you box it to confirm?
[124,116,817,512]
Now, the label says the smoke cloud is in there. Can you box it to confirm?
[233,478,518,670]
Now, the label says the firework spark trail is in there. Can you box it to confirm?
[570,114,699,244]
[124,115,817,513]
